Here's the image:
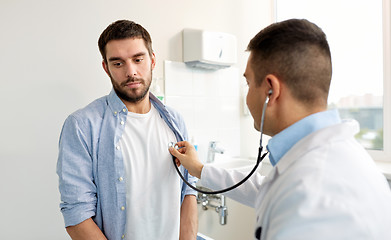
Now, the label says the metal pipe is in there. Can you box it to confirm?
[197,189,228,225]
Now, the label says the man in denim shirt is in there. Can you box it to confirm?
[57,20,198,240]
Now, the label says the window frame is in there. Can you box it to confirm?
[369,0,391,163]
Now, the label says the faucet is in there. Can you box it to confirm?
[216,195,227,225]
[207,141,225,163]
[196,187,228,225]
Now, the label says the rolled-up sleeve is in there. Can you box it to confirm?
[57,115,97,227]
[184,173,198,196]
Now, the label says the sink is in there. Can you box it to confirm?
[207,157,262,173]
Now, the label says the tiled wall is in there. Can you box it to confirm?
[164,61,241,163]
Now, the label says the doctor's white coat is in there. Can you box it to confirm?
[201,120,391,240]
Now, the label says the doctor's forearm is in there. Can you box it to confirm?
[180,195,198,240]
[189,162,203,179]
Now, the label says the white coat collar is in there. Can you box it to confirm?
[274,119,360,175]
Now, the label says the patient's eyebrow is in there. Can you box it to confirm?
[108,57,122,62]
[108,52,147,62]
[132,52,147,58]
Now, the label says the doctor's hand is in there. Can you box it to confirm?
[169,141,204,179]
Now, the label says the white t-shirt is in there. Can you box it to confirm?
[119,104,180,240]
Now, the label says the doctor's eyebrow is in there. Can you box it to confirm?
[243,73,248,79]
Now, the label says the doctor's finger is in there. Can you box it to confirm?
[175,141,192,149]
[169,146,181,158]
[175,159,181,167]
[178,147,187,154]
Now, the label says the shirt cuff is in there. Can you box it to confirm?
[61,202,96,227]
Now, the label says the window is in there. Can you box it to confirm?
[275,0,391,162]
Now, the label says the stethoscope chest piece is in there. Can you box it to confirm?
[168,142,179,150]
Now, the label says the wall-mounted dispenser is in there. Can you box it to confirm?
[183,29,237,70]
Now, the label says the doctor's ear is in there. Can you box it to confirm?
[264,74,281,102]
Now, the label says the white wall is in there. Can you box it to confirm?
[164,61,241,162]
[0,0,272,239]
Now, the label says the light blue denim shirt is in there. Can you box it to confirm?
[267,109,341,166]
[57,89,197,239]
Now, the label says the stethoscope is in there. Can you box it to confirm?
[170,90,272,194]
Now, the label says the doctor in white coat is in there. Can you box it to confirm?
[170,19,391,240]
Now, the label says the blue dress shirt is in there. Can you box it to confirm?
[267,109,341,166]
[57,89,197,239]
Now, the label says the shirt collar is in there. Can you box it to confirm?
[107,89,127,116]
[107,88,165,116]
[107,88,184,140]
[266,109,341,166]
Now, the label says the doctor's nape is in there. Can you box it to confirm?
[170,18,391,240]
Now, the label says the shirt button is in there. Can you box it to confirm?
[122,108,126,112]
[114,111,117,115]
[116,145,120,150]
[122,235,125,239]
[121,206,125,211]
[120,121,125,125]
[119,177,123,181]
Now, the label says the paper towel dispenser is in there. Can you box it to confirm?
[183,29,237,70]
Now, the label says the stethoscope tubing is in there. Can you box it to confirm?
[172,93,271,195]
[172,147,268,194]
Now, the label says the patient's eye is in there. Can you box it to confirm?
[134,58,143,63]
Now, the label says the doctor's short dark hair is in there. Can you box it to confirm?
[98,20,153,63]
[247,19,332,107]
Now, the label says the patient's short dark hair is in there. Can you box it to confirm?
[98,20,153,63]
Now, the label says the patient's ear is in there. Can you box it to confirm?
[102,60,110,76]
[151,53,156,70]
